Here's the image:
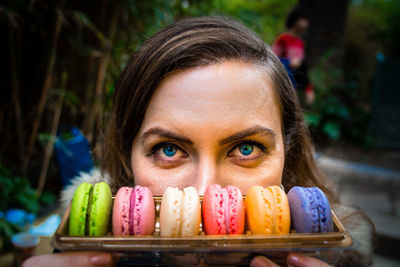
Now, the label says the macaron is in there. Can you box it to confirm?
[159,186,201,237]
[202,184,245,235]
[287,186,333,233]
[113,185,155,235]
[69,182,112,236]
[245,185,290,234]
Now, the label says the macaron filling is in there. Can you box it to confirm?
[120,187,132,235]
[225,186,240,234]
[215,187,226,234]
[312,187,331,232]
[222,188,230,234]
[304,188,320,232]
[181,187,200,236]
[261,188,273,234]
[81,185,93,235]
[268,186,282,233]
[86,185,94,235]
[130,186,144,235]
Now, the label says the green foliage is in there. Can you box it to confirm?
[0,165,56,214]
[0,165,57,249]
[306,51,373,144]
[0,219,21,250]
[0,175,39,214]
[350,0,400,58]
[345,0,400,103]
[209,0,296,44]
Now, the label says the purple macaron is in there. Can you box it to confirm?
[287,186,333,233]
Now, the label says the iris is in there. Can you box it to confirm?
[163,145,177,157]
[239,143,253,156]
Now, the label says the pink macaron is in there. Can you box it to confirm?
[202,184,245,235]
[112,185,155,235]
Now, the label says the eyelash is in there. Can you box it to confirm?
[228,140,267,160]
[146,140,267,162]
[146,142,187,157]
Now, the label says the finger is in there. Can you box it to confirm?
[287,252,331,267]
[250,255,281,267]
[22,252,112,267]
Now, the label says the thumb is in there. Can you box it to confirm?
[22,252,112,267]
[287,252,331,267]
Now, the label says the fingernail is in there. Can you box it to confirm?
[287,253,303,267]
[90,253,111,266]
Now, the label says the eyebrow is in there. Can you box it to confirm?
[141,125,276,146]
[219,126,276,146]
[141,127,194,145]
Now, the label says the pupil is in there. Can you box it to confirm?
[240,144,253,156]
[163,145,176,157]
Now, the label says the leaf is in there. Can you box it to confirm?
[304,113,321,127]
[40,190,57,206]
[323,121,341,140]
[38,133,58,148]
[73,11,110,48]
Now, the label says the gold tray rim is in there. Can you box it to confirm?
[52,196,353,252]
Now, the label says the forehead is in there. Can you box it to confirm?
[142,61,282,133]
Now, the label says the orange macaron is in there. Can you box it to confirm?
[245,185,290,234]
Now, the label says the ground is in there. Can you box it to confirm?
[317,141,400,171]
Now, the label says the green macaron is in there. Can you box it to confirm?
[69,182,112,236]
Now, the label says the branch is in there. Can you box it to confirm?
[23,8,63,176]
[36,72,67,196]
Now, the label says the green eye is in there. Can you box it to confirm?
[239,143,253,156]
[163,144,177,157]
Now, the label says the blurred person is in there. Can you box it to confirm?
[272,6,315,105]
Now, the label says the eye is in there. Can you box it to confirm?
[162,144,177,157]
[238,143,253,156]
[147,142,188,164]
[228,141,266,161]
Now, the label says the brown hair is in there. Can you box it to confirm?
[101,16,336,201]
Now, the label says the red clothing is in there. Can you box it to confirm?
[272,33,313,94]
[272,33,305,62]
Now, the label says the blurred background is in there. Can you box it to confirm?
[1,0,399,266]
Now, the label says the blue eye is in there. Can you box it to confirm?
[239,143,253,156]
[162,144,177,157]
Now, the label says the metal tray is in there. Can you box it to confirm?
[52,196,353,253]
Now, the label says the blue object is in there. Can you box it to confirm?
[12,232,40,248]
[54,127,93,187]
[30,214,61,237]
[279,58,296,88]
[5,209,36,228]
[376,51,385,62]
[287,187,333,233]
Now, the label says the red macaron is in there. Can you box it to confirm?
[202,184,245,235]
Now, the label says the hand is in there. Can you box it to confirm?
[289,58,302,69]
[22,252,112,267]
[250,252,331,267]
[305,90,315,105]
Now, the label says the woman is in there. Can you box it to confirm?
[24,16,373,267]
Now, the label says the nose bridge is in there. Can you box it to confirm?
[195,155,218,195]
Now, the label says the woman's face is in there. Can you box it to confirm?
[131,61,285,195]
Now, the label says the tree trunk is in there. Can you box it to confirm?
[298,0,350,68]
